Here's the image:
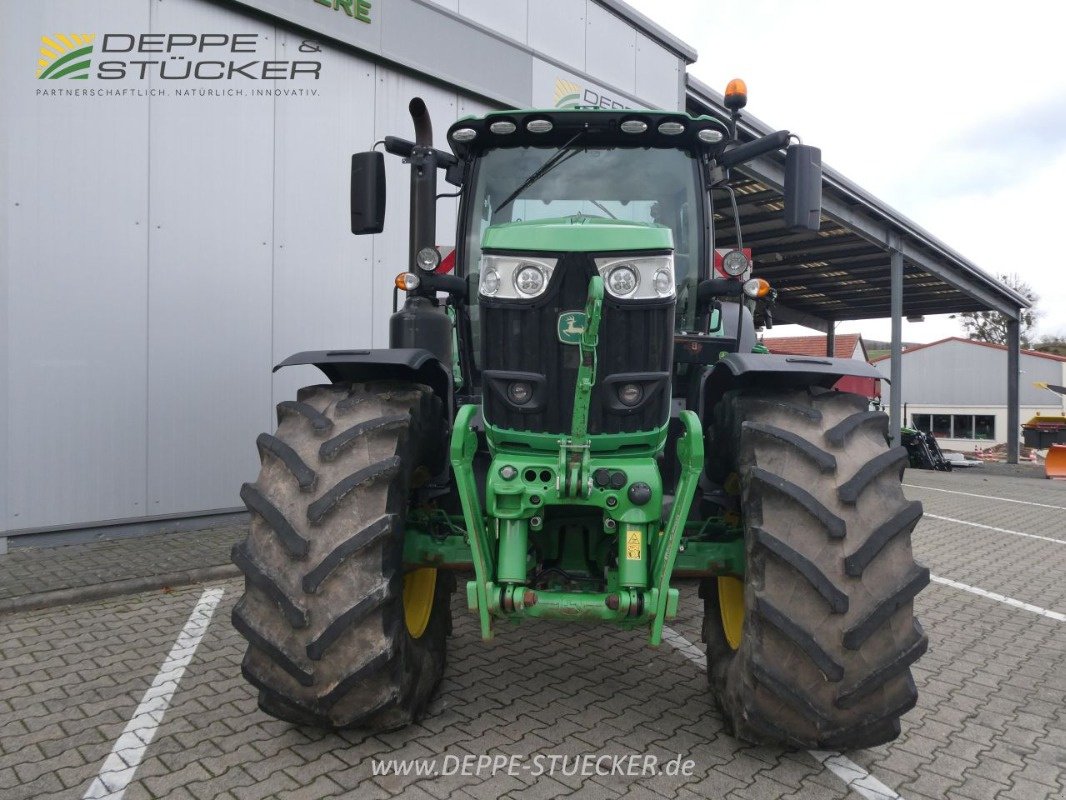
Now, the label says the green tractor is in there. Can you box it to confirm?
[232,85,928,749]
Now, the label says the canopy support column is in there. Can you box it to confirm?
[1007,316,1020,464]
[889,250,903,445]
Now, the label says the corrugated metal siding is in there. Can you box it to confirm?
[0,0,501,532]
[876,339,1060,407]
[586,3,637,96]
[529,0,587,68]
[0,0,685,533]
[145,0,275,517]
[2,1,153,530]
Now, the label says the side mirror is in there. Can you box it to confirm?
[783,144,822,232]
[350,151,385,234]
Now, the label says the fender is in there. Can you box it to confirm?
[274,347,452,411]
[700,352,885,416]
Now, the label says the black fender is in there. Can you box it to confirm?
[699,352,885,418]
[274,348,452,412]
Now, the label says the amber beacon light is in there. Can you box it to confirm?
[724,78,748,111]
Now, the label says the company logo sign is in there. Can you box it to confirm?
[558,311,587,345]
[552,76,630,110]
[33,33,322,81]
[313,0,372,24]
[37,34,95,80]
[553,78,581,109]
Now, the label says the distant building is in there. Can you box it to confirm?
[872,338,1066,449]
[763,334,879,398]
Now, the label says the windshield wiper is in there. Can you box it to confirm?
[492,130,585,218]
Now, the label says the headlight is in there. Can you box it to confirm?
[722,250,750,277]
[514,264,546,297]
[653,269,672,295]
[480,268,500,296]
[606,265,638,297]
[478,255,557,300]
[594,254,675,300]
[617,383,644,407]
[507,382,533,405]
[416,246,441,271]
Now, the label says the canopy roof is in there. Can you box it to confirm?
[686,77,1028,329]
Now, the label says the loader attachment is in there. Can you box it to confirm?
[1046,444,1066,480]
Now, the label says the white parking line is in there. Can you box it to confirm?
[661,625,904,800]
[903,484,1066,510]
[929,575,1066,622]
[809,750,902,800]
[923,513,1066,544]
[83,587,225,800]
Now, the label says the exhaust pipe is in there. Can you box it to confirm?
[409,97,433,146]
[408,97,436,273]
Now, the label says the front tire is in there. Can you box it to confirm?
[703,388,929,749]
[232,382,452,730]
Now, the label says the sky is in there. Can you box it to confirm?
[624,0,1066,345]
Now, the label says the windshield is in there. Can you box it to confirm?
[463,145,701,284]
[458,145,703,376]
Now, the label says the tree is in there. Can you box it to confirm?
[958,273,1040,349]
[1035,334,1066,357]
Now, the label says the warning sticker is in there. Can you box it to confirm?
[625,527,642,560]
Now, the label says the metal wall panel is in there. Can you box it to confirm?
[270,35,379,411]
[635,31,681,110]
[876,340,1059,407]
[458,0,529,45]
[422,0,460,11]
[381,0,531,109]
[585,2,636,95]
[529,0,587,68]
[226,0,685,112]
[145,0,275,516]
[2,2,151,531]
[0,8,12,532]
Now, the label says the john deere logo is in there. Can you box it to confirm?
[37,34,95,80]
[558,311,586,344]
[554,78,581,109]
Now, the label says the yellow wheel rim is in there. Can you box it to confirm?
[403,568,437,639]
[718,576,745,650]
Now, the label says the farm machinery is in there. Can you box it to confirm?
[232,82,928,748]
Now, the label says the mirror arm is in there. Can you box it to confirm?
[421,272,468,301]
[696,278,743,309]
[717,130,790,169]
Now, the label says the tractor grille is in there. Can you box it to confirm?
[480,252,673,435]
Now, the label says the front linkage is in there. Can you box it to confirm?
[449,276,706,645]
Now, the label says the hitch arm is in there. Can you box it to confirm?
[649,409,704,646]
[449,404,495,639]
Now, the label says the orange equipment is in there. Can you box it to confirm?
[1046,444,1066,480]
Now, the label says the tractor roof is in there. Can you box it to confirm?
[446,108,728,159]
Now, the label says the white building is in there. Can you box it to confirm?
[873,338,1066,450]
[0,0,693,544]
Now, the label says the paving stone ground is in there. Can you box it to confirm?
[0,468,1064,799]
[0,524,244,601]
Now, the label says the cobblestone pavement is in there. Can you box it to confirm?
[1,470,1063,800]
[0,524,244,601]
